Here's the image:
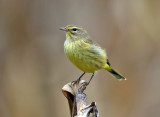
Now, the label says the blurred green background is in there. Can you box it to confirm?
[0,0,160,117]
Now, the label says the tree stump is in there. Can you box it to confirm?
[62,80,99,117]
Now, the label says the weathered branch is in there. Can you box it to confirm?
[62,80,99,117]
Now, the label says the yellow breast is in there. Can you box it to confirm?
[64,40,107,73]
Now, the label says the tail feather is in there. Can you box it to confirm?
[104,64,126,80]
[109,68,126,80]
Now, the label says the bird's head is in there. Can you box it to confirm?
[60,25,89,41]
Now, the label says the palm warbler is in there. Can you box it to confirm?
[60,25,126,84]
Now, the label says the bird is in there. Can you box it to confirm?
[60,25,126,84]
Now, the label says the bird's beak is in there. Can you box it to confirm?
[59,27,67,31]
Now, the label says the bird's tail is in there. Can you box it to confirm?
[104,64,127,80]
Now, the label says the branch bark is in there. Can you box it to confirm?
[62,80,99,117]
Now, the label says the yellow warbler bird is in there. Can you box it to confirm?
[60,25,126,84]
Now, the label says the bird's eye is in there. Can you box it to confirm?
[72,28,77,31]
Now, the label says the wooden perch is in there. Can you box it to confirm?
[62,80,99,117]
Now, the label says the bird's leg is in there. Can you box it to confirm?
[87,73,95,85]
[73,72,86,84]
[79,73,95,90]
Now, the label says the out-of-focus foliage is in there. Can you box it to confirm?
[0,0,160,117]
